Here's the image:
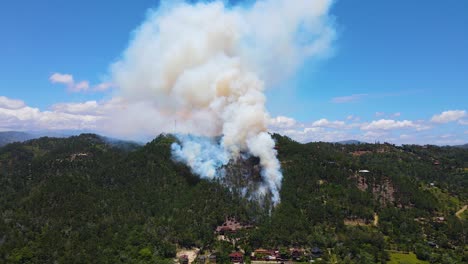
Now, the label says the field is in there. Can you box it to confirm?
[387,252,429,264]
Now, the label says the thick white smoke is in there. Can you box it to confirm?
[171,135,229,179]
[111,0,335,203]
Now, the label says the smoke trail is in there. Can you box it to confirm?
[111,0,335,203]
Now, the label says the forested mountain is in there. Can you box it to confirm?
[0,134,466,263]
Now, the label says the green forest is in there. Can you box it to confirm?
[0,133,466,263]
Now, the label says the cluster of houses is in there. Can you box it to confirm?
[69,152,90,161]
[180,254,217,264]
[177,218,324,263]
[251,248,323,262]
[183,248,324,264]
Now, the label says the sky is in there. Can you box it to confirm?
[0,0,467,145]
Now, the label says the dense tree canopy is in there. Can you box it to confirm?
[0,134,466,263]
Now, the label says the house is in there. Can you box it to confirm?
[179,255,189,264]
[70,152,91,161]
[311,247,323,258]
[197,256,206,264]
[252,249,280,261]
[208,254,217,263]
[229,252,244,263]
[217,226,234,235]
[427,241,438,248]
[290,248,304,260]
[252,248,269,260]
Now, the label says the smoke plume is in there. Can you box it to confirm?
[111,0,335,203]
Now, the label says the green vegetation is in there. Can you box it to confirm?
[388,252,429,264]
[0,133,466,263]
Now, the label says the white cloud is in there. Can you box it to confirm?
[375,112,385,117]
[0,96,106,131]
[0,96,26,110]
[392,112,401,117]
[0,106,100,131]
[269,116,297,129]
[49,72,112,93]
[258,114,464,145]
[50,72,87,92]
[303,127,324,133]
[361,119,423,131]
[458,119,468,125]
[94,82,114,91]
[268,116,357,143]
[277,126,349,143]
[49,73,74,84]
[71,81,90,92]
[311,118,346,128]
[51,101,100,115]
[331,94,367,103]
[431,110,466,123]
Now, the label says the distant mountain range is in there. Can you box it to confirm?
[0,131,142,150]
[0,131,36,147]
[1,131,465,149]
[0,131,80,147]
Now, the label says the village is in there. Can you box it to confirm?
[177,218,324,264]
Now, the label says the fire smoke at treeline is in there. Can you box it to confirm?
[110,0,336,203]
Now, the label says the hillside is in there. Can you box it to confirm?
[456,143,468,149]
[0,134,466,263]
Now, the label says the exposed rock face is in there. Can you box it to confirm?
[223,156,261,186]
[351,173,396,206]
[372,178,396,206]
[355,174,368,191]
[350,150,372,156]
[222,155,266,200]
[215,217,253,233]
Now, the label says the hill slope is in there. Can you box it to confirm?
[0,134,466,263]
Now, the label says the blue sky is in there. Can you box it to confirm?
[0,0,467,144]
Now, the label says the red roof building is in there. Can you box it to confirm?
[252,249,279,260]
[179,255,189,264]
[229,252,244,263]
